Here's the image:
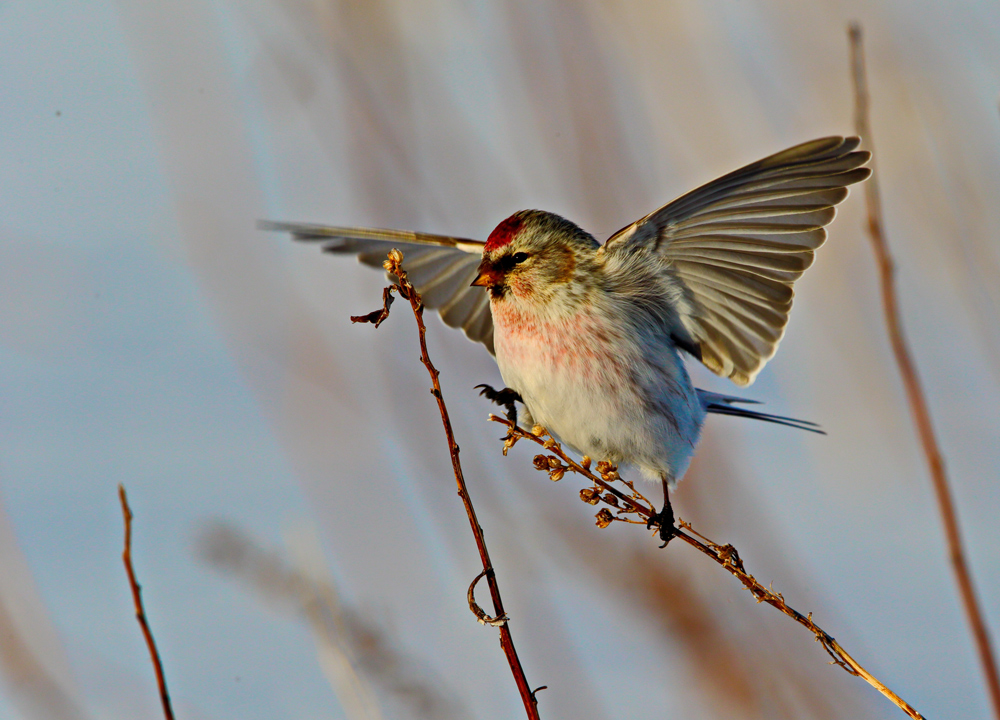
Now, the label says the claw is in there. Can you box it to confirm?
[649,478,678,548]
[476,384,523,425]
[646,509,678,548]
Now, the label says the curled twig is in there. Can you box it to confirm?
[489,416,926,720]
[356,250,541,720]
[468,570,509,627]
[118,485,175,720]
[849,22,1000,719]
[350,285,395,328]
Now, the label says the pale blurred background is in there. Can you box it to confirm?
[2,0,999,718]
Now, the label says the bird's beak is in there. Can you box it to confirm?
[471,259,502,287]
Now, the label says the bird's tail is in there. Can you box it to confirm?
[697,390,825,434]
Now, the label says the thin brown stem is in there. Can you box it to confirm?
[118,484,175,720]
[492,417,926,720]
[849,23,1000,719]
[353,250,541,719]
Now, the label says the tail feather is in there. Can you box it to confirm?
[698,390,825,435]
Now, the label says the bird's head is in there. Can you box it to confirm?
[472,210,599,302]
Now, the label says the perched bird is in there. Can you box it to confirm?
[262,136,870,543]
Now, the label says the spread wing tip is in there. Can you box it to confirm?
[259,218,496,355]
[257,219,287,232]
[641,135,872,387]
[257,220,347,242]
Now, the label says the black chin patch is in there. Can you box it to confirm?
[489,284,507,299]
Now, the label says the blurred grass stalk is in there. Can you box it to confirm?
[848,22,1000,720]
[198,521,466,720]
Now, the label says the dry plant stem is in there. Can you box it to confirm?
[492,418,926,720]
[357,251,541,720]
[118,484,175,720]
[849,23,1000,719]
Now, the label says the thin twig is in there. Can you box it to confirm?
[118,485,175,720]
[491,417,926,720]
[352,250,541,720]
[849,22,1000,720]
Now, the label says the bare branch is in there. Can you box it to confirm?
[118,485,175,720]
[849,22,1000,719]
[490,417,926,720]
[356,250,542,720]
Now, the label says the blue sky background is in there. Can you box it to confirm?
[1,1,999,718]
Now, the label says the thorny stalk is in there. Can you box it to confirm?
[849,23,1000,719]
[118,484,175,720]
[352,250,542,720]
[491,417,926,720]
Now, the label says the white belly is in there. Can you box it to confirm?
[491,300,705,484]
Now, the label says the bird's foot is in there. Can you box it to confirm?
[476,384,523,425]
[646,505,678,548]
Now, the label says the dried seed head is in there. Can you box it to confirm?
[533,455,549,471]
[549,468,565,482]
[546,456,562,469]
[596,461,612,474]
[595,509,614,529]
[605,470,619,482]
[581,456,592,470]
[542,438,556,449]
[532,425,545,437]
[580,488,601,505]
[603,493,620,507]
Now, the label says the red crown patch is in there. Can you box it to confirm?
[484,214,523,252]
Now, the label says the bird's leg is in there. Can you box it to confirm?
[646,476,677,548]
[475,384,523,425]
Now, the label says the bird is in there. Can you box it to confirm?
[261,136,871,544]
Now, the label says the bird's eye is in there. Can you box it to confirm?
[512,252,529,264]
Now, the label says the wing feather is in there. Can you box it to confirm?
[259,221,494,353]
[604,137,870,385]
[678,264,793,306]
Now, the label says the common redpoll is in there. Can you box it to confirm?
[263,136,870,543]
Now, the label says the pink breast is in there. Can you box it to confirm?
[493,302,625,381]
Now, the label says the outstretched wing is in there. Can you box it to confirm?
[260,221,495,354]
[604,137,871,386]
